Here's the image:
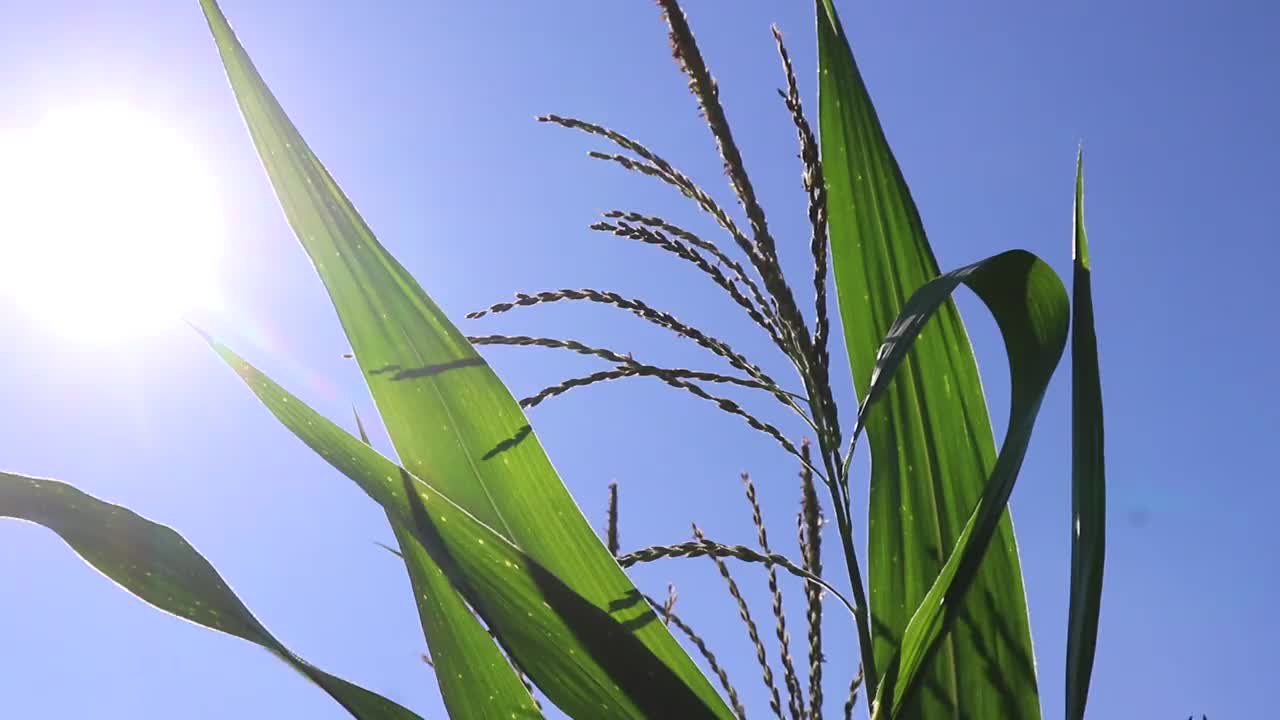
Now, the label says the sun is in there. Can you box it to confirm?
[0,104,224,341]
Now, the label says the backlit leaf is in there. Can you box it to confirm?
[208,337,729,720]
[198,2,731,717]
[198,2,539,715]
[0,473,421,720]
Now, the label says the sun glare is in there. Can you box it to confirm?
[0,105,223,341]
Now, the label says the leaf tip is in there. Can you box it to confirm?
[1073,151,1090,269]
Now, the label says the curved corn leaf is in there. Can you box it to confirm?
[198,2,731,718]
[0,473,421,720]
[853,250,1068,719]
[207,336,727,719]
[1066,152,1105,720]
[816,2,1041,715]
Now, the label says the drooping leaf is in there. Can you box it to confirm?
[1066,151,1105,720]
[850,250,1068,719]
[207,336,728,720]
[0,473,421,720]
[197,2,731,718]
[816,1,1041,715]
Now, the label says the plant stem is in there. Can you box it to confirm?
[818,436,877,704]
[799,360,878,702]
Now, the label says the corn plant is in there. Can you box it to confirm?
[1,1,1106,719]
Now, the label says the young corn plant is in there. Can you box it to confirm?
[0,1,1106,719]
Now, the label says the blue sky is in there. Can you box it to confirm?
[1,0,1276,717]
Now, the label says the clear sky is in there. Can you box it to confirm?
[0,1,1275,718]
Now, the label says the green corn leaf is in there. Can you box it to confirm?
[816,1,1041,715]
[852,250,1068,719]
[356,409,541,719]
[207,336,728,719]
[198,2,540,714]
[1066,151,1105,720]
[0,473,421,720]
[198,2,731,718]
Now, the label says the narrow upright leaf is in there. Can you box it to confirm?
[849,250,1068,718]
[816,1,1041,715]
[1066,152,1105,720]
[209,337,728,720]
[198,2,731,718]
[0,474,421,720]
